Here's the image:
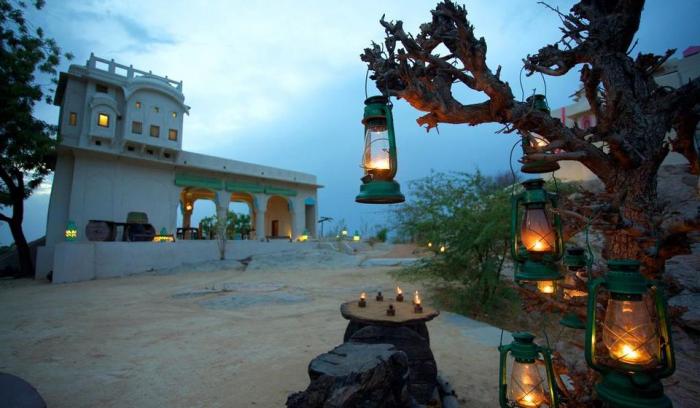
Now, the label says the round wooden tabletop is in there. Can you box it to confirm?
[340,298,439,326]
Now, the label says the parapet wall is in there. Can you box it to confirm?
[45,240,317,283]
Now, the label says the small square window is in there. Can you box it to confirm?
[150,125,160,138]
[132,121,143,134]
[164,152,171,159]
[168,129,178,141]
[127,146,135,152]
[95,140,102,146]
[97,113,109,128]
[68,112,77,126]
[153,106,160,113]
[146,149,154,155]
[135,101,142,109]
[96,84,108,93]
[171,111,177,118]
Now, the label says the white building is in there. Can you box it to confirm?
[36,54,321,282]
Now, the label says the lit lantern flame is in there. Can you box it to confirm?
[537,281,555,294]
[440,245,446,253]
[508,360,547,408]
[353,233,360,242]
[521,206,555,253]
[185,203,193,211]
[396,286,403,295]
[369,157,391,170]
[428,242,432,248]
[341,229,348,236]
[603,298,658,366]
[360,292,366,301]
[414,290,421,306]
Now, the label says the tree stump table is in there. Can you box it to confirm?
[340,299,440,405]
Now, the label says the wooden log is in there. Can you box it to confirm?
[349,325,438,405]
[287,342,412,408]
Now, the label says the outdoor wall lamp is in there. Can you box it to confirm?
[65,220,78,241]
[355,96,405,204]
[511,179,563,292]
[498,332,559,408]
[559,246,588,329]
[585,260,675,408]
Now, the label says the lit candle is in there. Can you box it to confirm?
[396,286,404,302]
[428,242,432,248]
[440,245,446,253]
[414,290,423,313]
[537,280,555,294]
[370,157,391,170]
[359,292,367,307]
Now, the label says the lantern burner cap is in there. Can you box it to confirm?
[365,95,389,105]
[521,178,546,190]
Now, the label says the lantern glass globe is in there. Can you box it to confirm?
[508,360,548,407]
[603,296,659,367]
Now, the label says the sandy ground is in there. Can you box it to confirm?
[0,248,502,408]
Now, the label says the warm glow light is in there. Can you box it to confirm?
[414,290,421,305]
[563,272,587,299]
[428,242,432,248]
[396,286,403,295]
[353,235,360,242]
[153,235,174,243]
[299,234,308,242]
[537,281,555,294]
[97,113,109,127]
[360,292,366,300]
[341,229,348,236]
[603,298,658,366]
[185,203,193,211]
[508,360,547,408]
[521,206,555,253]
[65,230,77,239]
[369,157,391,170]
[440,245,446,253]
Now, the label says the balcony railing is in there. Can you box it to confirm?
[86,53,183,91]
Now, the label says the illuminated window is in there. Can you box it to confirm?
[132,121,143,134]
[135,101,142,109]
[97,113,109,128]
[150,125,160,138]
[96,84,108,93]
[153,106,160,113]
[171,111,177,118]
[168,129,178,141]
[68,112,77,126]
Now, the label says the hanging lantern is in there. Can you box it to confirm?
[526,94,551,114]
[153,227,175,243]
[511,179,563,290]
[355,96,405,204]
[65,220,78,241]
[559,247,588,329]
[299,229,309,242]
[585,260,675,407]
[352,231,361,241]
[520,132,560,174]
[498,332,559,408]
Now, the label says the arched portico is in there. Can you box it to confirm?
[265,195,293,239]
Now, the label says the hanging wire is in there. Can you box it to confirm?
[364,68,370,100]
[499,328,505,348]
[518,66,549,102]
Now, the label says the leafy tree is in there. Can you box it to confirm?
[234,213,251,238]
[394,171,511,306]
[0,0,72,276]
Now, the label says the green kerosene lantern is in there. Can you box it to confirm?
[498,332,559,408]
[559,247,588,329]
[511,179,563,293]
[520,94,560,174]
[585,260,675,408]
[355,96,405,204]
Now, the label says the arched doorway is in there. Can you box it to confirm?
[177,187,216,239]
[265,195,292,239]
[229,192,254,240]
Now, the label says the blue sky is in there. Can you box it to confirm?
[2,0,699,244]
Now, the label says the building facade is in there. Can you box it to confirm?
[36,54,320,281]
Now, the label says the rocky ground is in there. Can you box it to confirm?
[0,246,503,408]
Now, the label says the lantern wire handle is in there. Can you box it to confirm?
[499,328,504,348]
[518,66,548,102]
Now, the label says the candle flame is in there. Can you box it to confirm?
[440,245,446,253]
[414,290,421,305]
[396,286,402,295]
[360,292,366,300]
[428,242,432,248]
